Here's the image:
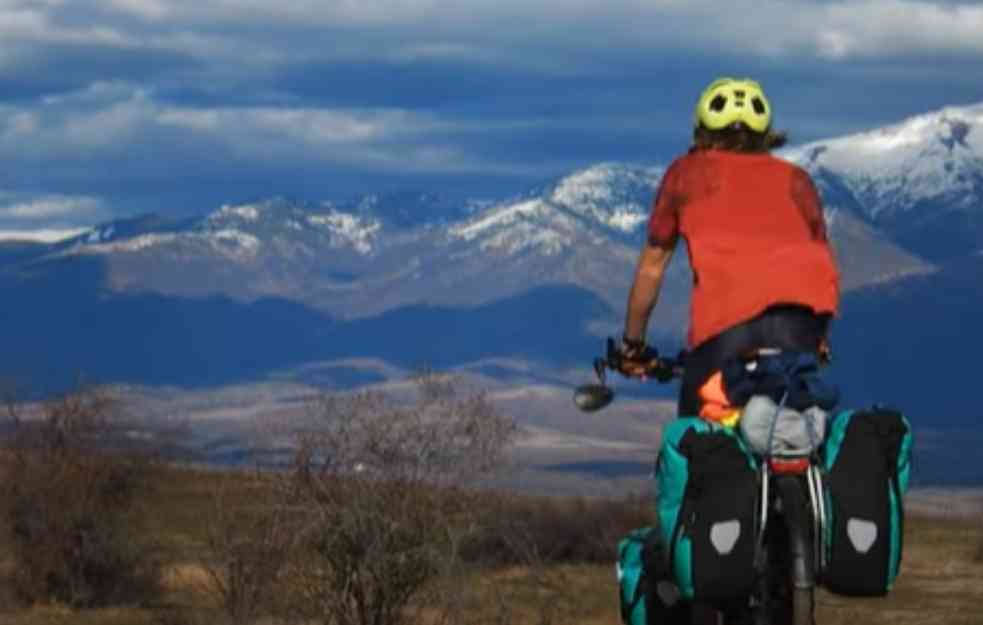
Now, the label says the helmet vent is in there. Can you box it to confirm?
[709,95,728,112]
[752,97,767,115]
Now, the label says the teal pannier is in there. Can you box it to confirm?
[655,418,759,601]
[616,527,688,624]
[821,407,913,596]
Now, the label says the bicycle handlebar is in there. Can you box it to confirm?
[573,338,686,412]
[576,337,831,413]
[595,337,686,384]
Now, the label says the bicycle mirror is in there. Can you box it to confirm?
[573,383,614,412]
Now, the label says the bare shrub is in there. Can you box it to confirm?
[201,474,297,622]
[461,491,655,566]
[0,387,162,608]
[282,373,515,625]
[297,374,514,485]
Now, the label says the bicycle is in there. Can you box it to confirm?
[575,340,825,625]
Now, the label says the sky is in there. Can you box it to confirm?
[3,0,983,238]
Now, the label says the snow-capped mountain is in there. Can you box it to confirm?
[7,153,935,324]
[74,198,383,258]
[42,198,417,308]
[4,165,664,320]
[446,163,660,253]
[783,102,983,260]
[335,191,484,229]
[0,101,980,437]
[545,163,663,235]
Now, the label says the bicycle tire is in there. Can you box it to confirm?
[772,474,816,625]
[791,587,814,625]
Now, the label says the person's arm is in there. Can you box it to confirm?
[623,160,684,345]
[624,241,675,342]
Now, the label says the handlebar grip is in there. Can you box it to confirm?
[599,338,686,382]
[645,359,678,383]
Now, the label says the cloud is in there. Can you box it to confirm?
[1,0,983,219]
[815,1,983,58]
[0,82,548,186]
[0,192,110,236]
[6,1,983,84]
[5,2,983,113]
[0,3,129,48]
[0,195,105,220]
[105,0,169,21]
[0,228,90,243]
[157,1,983,61]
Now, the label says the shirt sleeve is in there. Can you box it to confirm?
[647,159,686,247]
[790,167,828,243]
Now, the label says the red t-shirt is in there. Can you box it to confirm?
[648,149,840,348]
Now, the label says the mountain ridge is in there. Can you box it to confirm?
[0,101,980,429]
[782,101,983,260]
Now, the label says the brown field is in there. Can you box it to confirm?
[0,466,980,625]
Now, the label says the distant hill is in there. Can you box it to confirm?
[831,253,983,429]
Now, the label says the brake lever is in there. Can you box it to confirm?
[592,357,608,386]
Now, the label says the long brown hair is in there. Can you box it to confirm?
[691,124,787,153]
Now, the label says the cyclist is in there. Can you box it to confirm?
[616,77,840,419]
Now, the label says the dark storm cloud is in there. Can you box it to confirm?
[0,42,197,103]
[2,0,983,237]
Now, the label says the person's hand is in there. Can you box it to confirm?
[609,336,660,380]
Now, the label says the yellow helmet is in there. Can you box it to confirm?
[694,77,772,133]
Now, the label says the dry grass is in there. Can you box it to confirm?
[450,520,983,625]
[814,516,983,625]
[0,466,981,625]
